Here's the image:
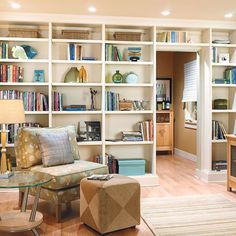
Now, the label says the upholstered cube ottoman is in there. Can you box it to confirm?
[80,174,140,234]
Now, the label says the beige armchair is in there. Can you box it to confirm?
[14,125,108,222]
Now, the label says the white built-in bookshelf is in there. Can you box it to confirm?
[0,14,236,182]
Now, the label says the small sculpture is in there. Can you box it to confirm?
[78,66,87,83]
[12,46,28,59]
[21,45,37,59]
[90,88,97,110]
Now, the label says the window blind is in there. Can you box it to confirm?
[182,59,199,102]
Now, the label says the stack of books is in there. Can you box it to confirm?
[106,153,118,174]
[122,131,143,141]
[0,64,24,82]
[105,44,123,61]
[212,160,227,171]
[139,120,153,141]
[52,91,63,111]
[0,42,9,59]
[212,120,226,140]
[63,105,86,111]
[105,91,120,111]
[127,47,141,61]
[0,90,48,111]
[67,43,82,60]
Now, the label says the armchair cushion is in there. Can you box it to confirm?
[15,125,80,169]
[30,160,108,190]
[37,130,74,167]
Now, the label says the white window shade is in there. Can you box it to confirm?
[182,59,199,102]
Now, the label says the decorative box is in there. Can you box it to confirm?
[8,28,39,38]
[61,30,89,39]
[213,99,228,109]
[119,99,133,111]
[117,159,145,176]
[113,32,141,41]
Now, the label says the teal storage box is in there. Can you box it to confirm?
[117,159,145,176]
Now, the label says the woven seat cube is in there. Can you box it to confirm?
[80,174,140,234]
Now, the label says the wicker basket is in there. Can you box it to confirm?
[113,32,141,41]
[61,30,90,39]
[8,28,39,38]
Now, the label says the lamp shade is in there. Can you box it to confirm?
[0,99,25,124]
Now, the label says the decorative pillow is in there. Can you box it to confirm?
[14,125,80,169]
[37,130,74,167]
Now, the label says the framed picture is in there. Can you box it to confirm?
[156,78,172,103]
[34,70,45,82]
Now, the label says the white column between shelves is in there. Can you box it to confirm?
[152,26,157,175]
[101,24,106,164]
[48,22,52,127]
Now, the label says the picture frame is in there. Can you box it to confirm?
[34,69,45,82]
[156,78,172,103]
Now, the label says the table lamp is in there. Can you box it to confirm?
[0,99,25,178]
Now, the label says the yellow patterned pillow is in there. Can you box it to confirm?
[14,125,80,169]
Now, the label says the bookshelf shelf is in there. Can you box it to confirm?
[52,111,102,115]
[0,82,49,86]
[52,60,102,64]
[52,82,102,87]
[105,61,153,65]
[212,84,236,88]
[212,43,236,48]
[0,59,48,63]
[105,83,153,87]
[212,63,236,67]
[212,139,227,143]
[105,40,153,45]
[212,109,236,113]
[77,141,102,146]
[105,141,153,146]
[52,39,102,44]
[156,42,209,47]
[0,37,49,42]
[105,110,153,114]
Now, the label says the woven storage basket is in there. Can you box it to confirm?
[8,28,39,38]
[113,32,141,41]
[61,30,90,39]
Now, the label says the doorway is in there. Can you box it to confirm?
[156,51,199,164]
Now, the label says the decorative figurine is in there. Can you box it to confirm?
[90,88,97,110]
[78,66,87,83]
[12,46,28,59]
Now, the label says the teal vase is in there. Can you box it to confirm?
[112,70,123,83]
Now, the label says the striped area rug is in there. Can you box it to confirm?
[141,194,236,236]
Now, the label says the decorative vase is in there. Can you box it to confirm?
[112,70,123,83]
[123,72,138,83]
[64,67,79,83]
[21,45,37,59]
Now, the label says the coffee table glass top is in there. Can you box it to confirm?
[0,171,52,188]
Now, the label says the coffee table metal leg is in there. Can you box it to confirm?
[30,186,41,222]
[21,187,29,212]
[31,228,40,236]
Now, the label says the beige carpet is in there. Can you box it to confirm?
[141,194,236,236]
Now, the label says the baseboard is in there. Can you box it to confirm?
[174,148,197,162]
[196,169,227,183]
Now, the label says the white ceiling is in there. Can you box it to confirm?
[0,0,236,22]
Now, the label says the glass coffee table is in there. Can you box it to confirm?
[0,171,52,236]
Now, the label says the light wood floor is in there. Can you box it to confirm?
[1,155,236,236]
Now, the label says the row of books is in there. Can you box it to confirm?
[212,120,226,140]
[0,64,24,82]
[105,44,123,61]
[212,160,227,171]
[0,90,48,111]
[156,31,188,43]
[0,42,9,59]
[0,122,41,144]
[52,91,63,111]
[139,120,153,141]
[225,67,236,84]
[105,91,120,111]
[94,153,119,174]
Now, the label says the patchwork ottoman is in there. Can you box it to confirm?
[80,174,140,234]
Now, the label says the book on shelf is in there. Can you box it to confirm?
[0,90,48,111]
[105,91,120,111]
[63,105,86,111]
[0,42,9,59]
[105,44,123,61]
[212,39,230,44]
[0,64,24,83]
[122,131,143,141]
[105,153,119,174]
[67,43,82,60]
[212,120,226,140]
[212,160,227,171]
[157,31,187,43]
[94,154,103,164]
[52,91,63,111]
[224,67,236,84]
[139,120,153,141]
[212,47,217,63]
